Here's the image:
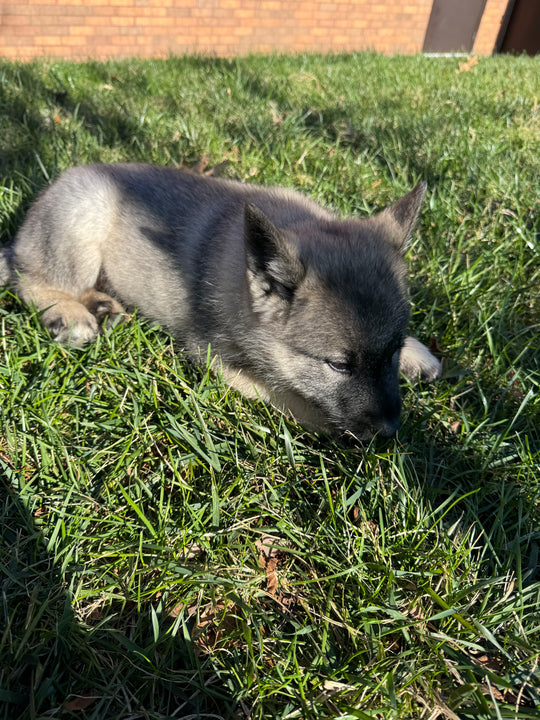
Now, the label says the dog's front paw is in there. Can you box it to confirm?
[400,336,441,383]
[43,306,99,347]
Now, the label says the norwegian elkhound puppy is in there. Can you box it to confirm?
[0,163,441,439]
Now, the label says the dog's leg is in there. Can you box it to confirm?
[17,283,126,346]
[17,281,100,346]
[79,289,125,329]
[400,336,441,383]
[220,364,271,401]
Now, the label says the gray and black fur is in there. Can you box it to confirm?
[0,163,441,439]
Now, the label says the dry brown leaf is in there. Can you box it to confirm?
[182,542,205,560]
[168,602,183,618]
[278,593,299,611]
[63,694,100,712]
[456,55,478,74]
[205,160,229,177]
[270,104,285,125]
[265,556,279,596]
[472,653,504,673]
[482,683,506,702]
[190,156,210,174]
[257,535,282,596]
[188,157,230,177]
[256,534,281,561]
[315,680,357,702]
[197,601,223,629]
[191,600,243,655]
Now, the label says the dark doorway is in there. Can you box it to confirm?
[498,0,540,54]
[423,0,487,53]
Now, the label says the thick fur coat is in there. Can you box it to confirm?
[0,164,441,438]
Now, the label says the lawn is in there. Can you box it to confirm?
[0,52,539,720]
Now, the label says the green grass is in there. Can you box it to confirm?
[0,52,539,719]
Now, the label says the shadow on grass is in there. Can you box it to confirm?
[0,62,143,182]
[0,475,237,720]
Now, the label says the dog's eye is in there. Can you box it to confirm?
[327,360,351,374]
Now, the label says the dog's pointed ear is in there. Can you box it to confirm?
[378,182,427,252]
[244,204,305,304]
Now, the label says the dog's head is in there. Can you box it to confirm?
[243,183,426,440]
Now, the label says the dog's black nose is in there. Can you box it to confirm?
[350,415,399,441]
[365,408,400,439]
[376,417,400,439]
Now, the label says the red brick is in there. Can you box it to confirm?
[107,15,130,25]
[34,35,62,45]
[134,15,170,26]
[0,0,506,59]
[68,25,95,34]
[86,15,114,25]
[233,8,255,17]
[4,35,37,46]
[234,25,252,36]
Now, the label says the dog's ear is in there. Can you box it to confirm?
[244,204,305,305]
[377,182,427,252]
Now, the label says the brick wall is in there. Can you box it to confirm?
[0,0,506,60]
[473,0,508,55]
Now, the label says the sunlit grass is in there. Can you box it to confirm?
[0,52,539,719]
